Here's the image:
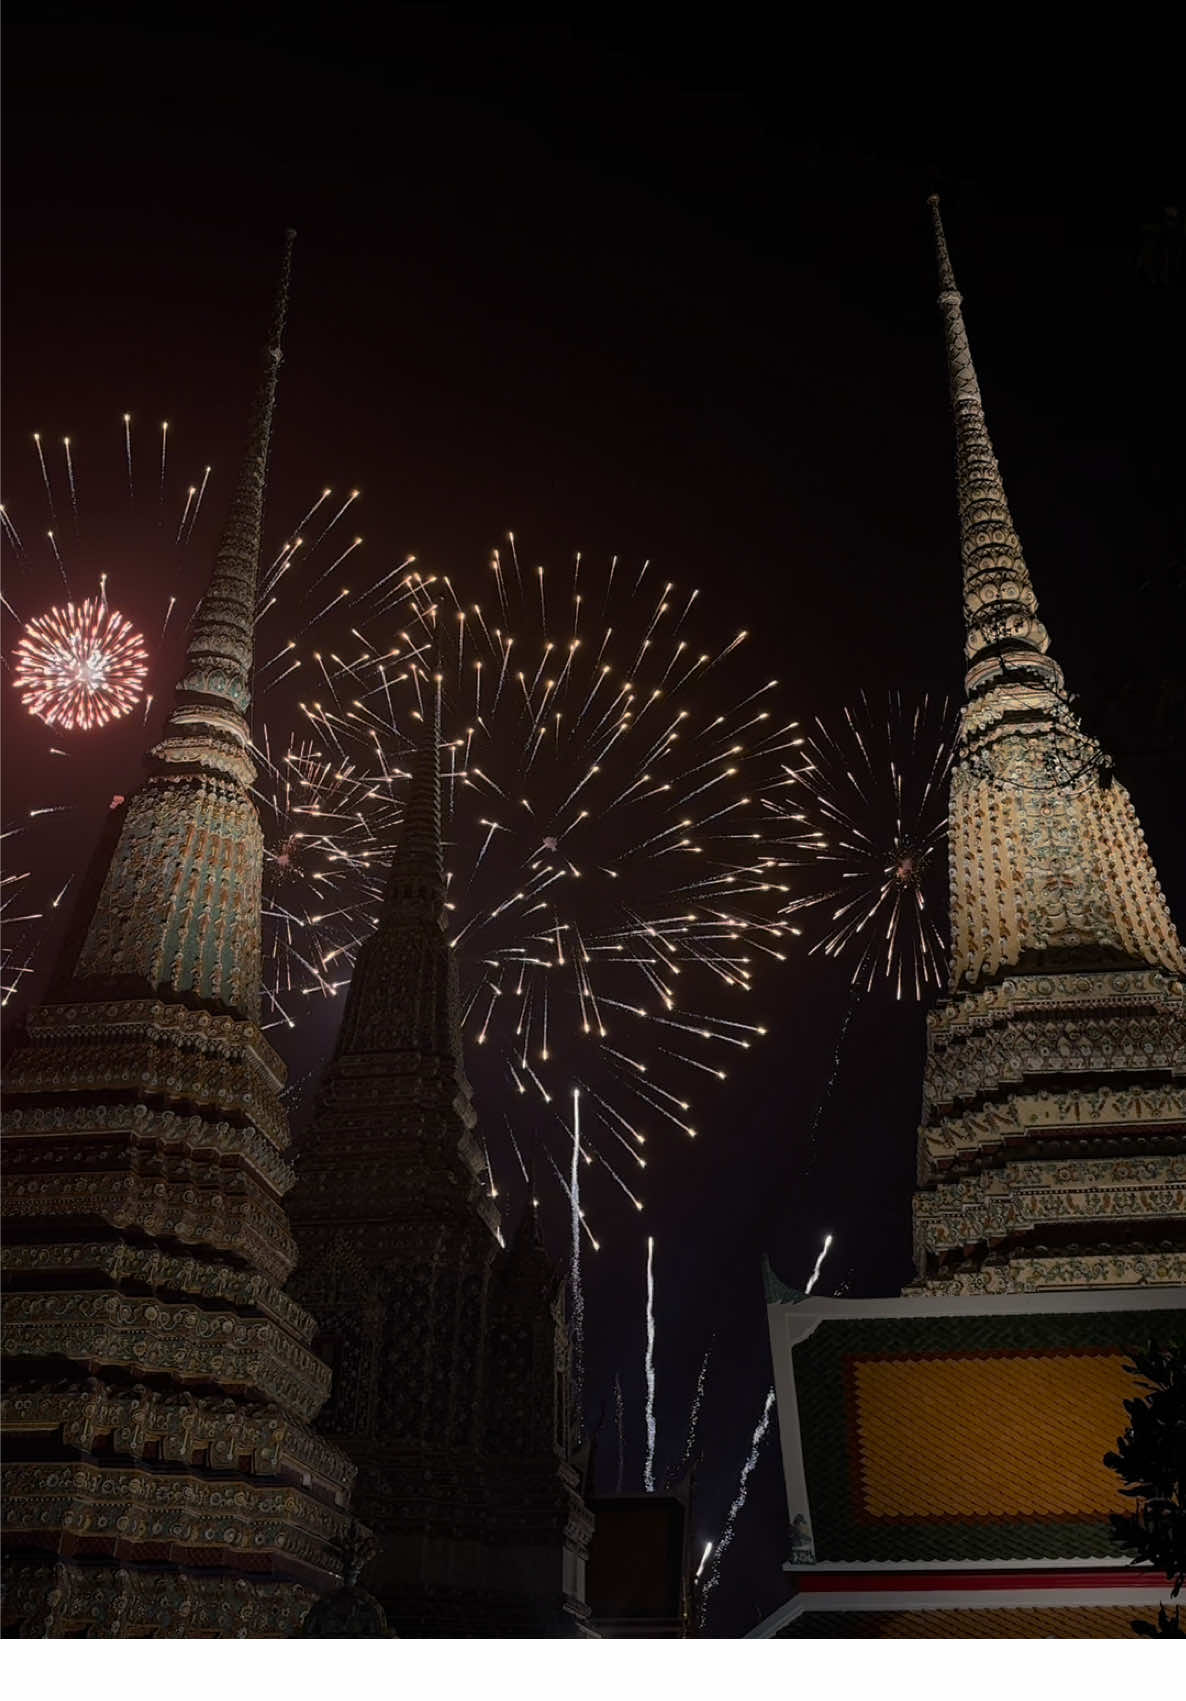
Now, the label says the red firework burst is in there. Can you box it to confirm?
[12,595,148,731]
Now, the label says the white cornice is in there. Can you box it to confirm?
[747,1584,1172,1638]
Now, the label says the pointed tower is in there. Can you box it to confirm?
[1,236,357,1638]
[287,661,594,1636]
[754,203,1186,1643]
[910,199,1186,1293]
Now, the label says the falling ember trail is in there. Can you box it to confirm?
[176,487,196,543]
[123,413,134,499]
[699,1386,776,1621]
[185,466,212,542]
[46,532,69,592]
[614,1374,625,1493]
[643,1235,657,1491]
[33,434,55,518]
[63,438,79,530]
[801,986,861,1178]
[1,505,24,553]
[158,422,169,507]
[569,1087,584,1428]
[668,1346,711,1488]
[804,1231,834,1295]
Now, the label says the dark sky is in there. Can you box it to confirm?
[3,10,1183,1634]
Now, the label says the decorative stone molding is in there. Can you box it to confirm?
[2,1378,355,1491]
[9,1000,290,1150]
[915,1152,1186,1250]
[3,1458,350,1558]
[912,1249,1186,1295]
[4,1101,295,1191]
[3,1168,297,1286]
[2,1559,316,1638]
[2,1242,316,1340]
[2,1290,332,1417]
[919,1084,1186,1169]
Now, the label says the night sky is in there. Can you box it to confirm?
[3,12,1184,1634]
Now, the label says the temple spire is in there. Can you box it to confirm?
[927,197,1061,701]
[381,652,447,914]
[0,233,358,1636]
[927,196,1185,994]
[61,232,299,1015]
[167,228,295,745]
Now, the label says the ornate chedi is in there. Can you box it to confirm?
[1,234,357,1637]
[755,201,1186,1643]
[911,199,1186,1294]
[287,670,595,1636]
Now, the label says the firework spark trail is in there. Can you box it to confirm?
[804,1231,834,1295]
[695,1541,713,1582]
[45,532,69,592]
[305,536,363,596]
[800,984,861,1179]
[176,486,196,543]
[614,1373,625,1493]
[667,1345,711,1488]
[643,1234,657,1491]
[293,488,332,535]
[122,414,134,498]
[307,489,361,554]
[0,506,23,553]
[184,466,212,543]
[700,1386,777,1621]
[62,439,79,530]
[33,434,55,518]
[569,1088,585,1425]
[158,422,169,507]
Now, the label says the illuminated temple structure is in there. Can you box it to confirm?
[0,241,593,1640]
[753,201,1186,1639]
[286,671,595,1636]
[0,238,357,1636]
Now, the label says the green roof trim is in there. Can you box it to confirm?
[762,1254,805,1306]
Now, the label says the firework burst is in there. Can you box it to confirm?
[251,727,402,1030]
[1,409,368,1021]
[298,542,798,1235]
[12,593,148,731]
[768,689,957,999]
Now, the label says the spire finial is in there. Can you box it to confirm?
[927,199,1060,695]
[163,230,297,745]
[927,194,959,298]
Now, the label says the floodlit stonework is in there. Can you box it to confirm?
[1,234,356,1637]
[911,200,1186,1293]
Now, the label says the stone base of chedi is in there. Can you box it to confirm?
[1,1007,356,1637]
[911,968,1186,1294]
